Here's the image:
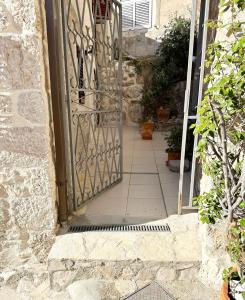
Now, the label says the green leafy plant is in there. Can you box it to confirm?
[192,0,245,293]
[136,16,194,120]
[165,127,182,153]
[165,126,194,159]
[152,16,194,98]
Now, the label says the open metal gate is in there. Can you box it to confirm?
[178,0,211,213]
[61,0,123,210]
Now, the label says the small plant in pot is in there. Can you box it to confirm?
[165,127,182,163]
[139,89,155,140]
[140,117,154,140]
[221,264,245,300]
[157,106,171,122]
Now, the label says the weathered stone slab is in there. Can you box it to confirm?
[0,127,48,157]
[48,214,201,290]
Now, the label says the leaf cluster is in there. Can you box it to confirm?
[193,0,245,267]
[138,16,193,119]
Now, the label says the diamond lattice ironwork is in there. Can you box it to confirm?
[62,0,122,207]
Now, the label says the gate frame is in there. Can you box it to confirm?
[45,0,69,223]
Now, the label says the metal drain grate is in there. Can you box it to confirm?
[68,224,170,233]
[123,282,175,300]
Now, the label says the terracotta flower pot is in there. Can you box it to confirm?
[141,122,154,140]
[167,152,181,161]
[157,107,170,122]
[220,282,230,300]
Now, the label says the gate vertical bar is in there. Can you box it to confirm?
[188,0,210,206]
[61,0,76,211]
[118,1,123,178]
[178,0,197,214]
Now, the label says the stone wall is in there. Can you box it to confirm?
[121,59,186,124]
[122,61,143,125]
[0,0,57,287]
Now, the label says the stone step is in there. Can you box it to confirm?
[48,214,201,292]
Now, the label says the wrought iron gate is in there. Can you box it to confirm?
[61,0,123,209]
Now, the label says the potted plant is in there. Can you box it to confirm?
[165,127,182,163]
[221,263,245,300]
[140,118,154,140]
[157,106,171,122]
[165,126,194,163]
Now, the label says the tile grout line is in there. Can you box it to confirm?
[152,133,169,218]
[124,128,136,217]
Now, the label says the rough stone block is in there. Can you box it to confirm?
[0,0,39,33]
[0,94,12,115]
[114,280,137,298]
[122,80,135,87]
[156,267,176,281]
[123,86,142,99]
[0,150,48,169]
[0,2,18,33]
[52,271,77,291]
[12,197,54,230]
[17,92,44,124]
[0,127,48,157]
[28,230,55,263]
[0,36,41,90]
[178,267,199,281]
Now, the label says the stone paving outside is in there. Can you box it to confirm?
[72,125,191,225]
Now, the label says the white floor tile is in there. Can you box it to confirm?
[86,196,127,215]
[159,172,179,184]
[163,196,178,216]
[156,163,170,174]
[126,197,166,217]
[132,156,156,164]
[131,164,158,173]
[71,125,184,224]
[128,184,162,198]
[161,182,179,197]
[133,151,155,158]
[130,174,159,185]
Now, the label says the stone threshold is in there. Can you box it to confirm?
[48,214,201,291]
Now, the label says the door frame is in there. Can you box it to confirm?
[45,0,70,224]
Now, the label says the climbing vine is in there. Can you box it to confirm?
[193,0,245,269]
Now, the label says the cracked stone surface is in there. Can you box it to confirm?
[48,214,202,292]
[0,279,218,300]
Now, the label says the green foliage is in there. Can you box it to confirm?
[138,16,193,119]
[192,0,245,275]
[133,57,153,75]
[152,16,193,98]
[165,127,182,152]
[165,126,194,158]
[193,188,223,224]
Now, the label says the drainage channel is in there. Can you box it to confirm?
[68,224,171,233]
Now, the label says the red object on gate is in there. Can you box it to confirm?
[92,0,111,20]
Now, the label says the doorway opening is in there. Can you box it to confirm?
[46,0,216,227]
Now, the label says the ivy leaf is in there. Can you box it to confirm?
[239,218,245,227]
[239,201,245,209]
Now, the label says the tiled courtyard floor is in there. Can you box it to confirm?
[71,126,191,225]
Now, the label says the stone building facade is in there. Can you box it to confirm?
[0,0,57,285]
